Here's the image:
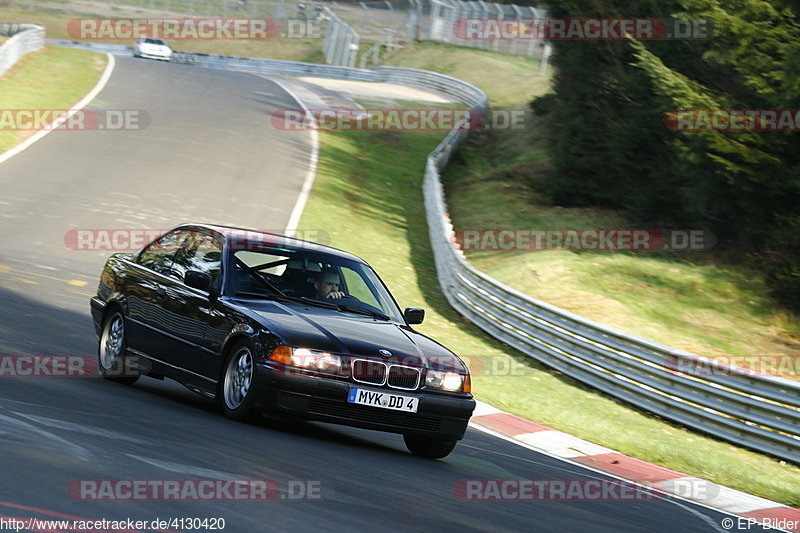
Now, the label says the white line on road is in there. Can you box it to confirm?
[0,52,116,166]
[270,77,320,237]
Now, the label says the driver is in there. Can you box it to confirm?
[314,268,346,299]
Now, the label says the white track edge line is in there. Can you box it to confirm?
[0,52,116,166]
[270,77,320,236]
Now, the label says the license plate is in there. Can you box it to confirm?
[347,387,419,413]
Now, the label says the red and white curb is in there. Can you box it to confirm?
[469,401,800,531]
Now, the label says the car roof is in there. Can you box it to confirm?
[174,223,368,264]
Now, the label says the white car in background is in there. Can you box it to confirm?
[133,37,172,61]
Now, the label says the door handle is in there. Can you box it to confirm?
[156,286,167,298]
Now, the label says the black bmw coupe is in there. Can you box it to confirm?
[91,224,475,458]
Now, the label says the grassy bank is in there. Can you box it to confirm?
[296,126,800,506]
[0,7,325,63]
[295,43,800,504]
[0,45,106,153]
[383,42,799,366]
[382,41,548,108]
[441,118,800,363]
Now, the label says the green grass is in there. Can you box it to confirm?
[382,41,550,108]
[0,7,326,63]
[297,128,800,506]
[295,44,800,505]
[384,38,800,370]
[441,118,800,362]
[0,45,106,153]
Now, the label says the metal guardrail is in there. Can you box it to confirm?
[46,38,800,464]
[423,121,800,465]
[0,23,45,77]
[46,39,133,56]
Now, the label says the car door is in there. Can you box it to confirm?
[125,229,191,362]
[160,231,223,387]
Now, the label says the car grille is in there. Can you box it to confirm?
[308,398,441,432]
[387,365,421,390]
[351,359,421,390]
[352,359,386,385]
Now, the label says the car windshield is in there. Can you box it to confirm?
[230,245,402,321]
[145,38,166,45]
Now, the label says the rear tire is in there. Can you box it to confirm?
[97,310,139,384]
[404,434,457,459]
[220,340,258,422]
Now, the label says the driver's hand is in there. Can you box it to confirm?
[326,291,346,299]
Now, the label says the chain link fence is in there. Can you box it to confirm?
[426,0,546,58]
[8,0,548,65]
[320,0,549,63]
[321,6,358,67]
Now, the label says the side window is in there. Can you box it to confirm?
[137,230,189,275]
[171,232,223,286]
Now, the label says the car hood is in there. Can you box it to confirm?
[140,44,170,51]
[239,300,466,372]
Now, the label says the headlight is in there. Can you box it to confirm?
[426,370,470,392]
[268,345,342,375]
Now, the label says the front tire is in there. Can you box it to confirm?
[220,341,257,422]
[98,310,139,384]
[404,434,458,459]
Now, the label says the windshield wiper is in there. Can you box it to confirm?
[234,258,286,297]
[234,291,288,300]
[336,304,390,321]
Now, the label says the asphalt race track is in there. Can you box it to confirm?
[0,56,733,532]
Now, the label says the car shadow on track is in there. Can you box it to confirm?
[0,288,434,459]
[133,377,412,458]
[0,287,96,356]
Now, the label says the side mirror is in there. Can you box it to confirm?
[404,307,425,325]
[185,270,212,292]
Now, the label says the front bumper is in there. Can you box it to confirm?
[254,364,475,440]
[136,51,171,60]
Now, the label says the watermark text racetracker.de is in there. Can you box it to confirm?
[667,355,800,379]
[452,229,714,252]
[0,109,149,131]
[64,228,331,251]
[0,353,527,381]
[453,18,709,40]
[68,479,322,501]
[68,18,320,40]
[271,108,525,131]
[0,355,154,378]
[0,355,98,377]
[664,109,800,131]
[454,479,659,501]
[455,478,719,501]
